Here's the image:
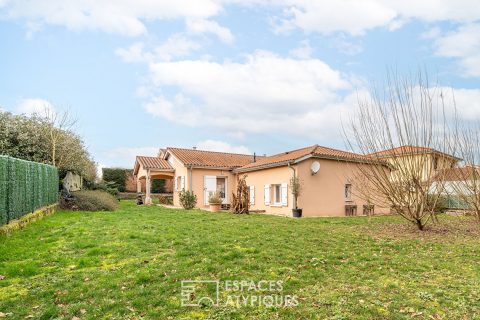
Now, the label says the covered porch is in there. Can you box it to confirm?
[133,156,174,205]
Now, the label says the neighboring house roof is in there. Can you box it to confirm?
[166,147,256,169]
[133,156,173,175]
[235,144,378,172]
[369,145,460,160]
[433,166,480,181]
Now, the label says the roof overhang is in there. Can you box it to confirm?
[233,154,391,173]
[133,156,174,176]
[373,150,462,162]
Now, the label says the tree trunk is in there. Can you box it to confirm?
[415,219,424,231]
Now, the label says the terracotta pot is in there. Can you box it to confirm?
[209,203,221,212]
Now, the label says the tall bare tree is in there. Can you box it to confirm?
[345,72,458,230]
[40,106,77,167]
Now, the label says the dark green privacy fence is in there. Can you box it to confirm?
[0,156,58,225]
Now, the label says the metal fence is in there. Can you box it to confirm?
[0,155,58,225]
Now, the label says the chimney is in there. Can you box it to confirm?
[253,152,256,162]
[193,147,197,150]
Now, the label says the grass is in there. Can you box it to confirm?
[0,202,479,319]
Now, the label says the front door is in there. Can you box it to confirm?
[204,176,228,205]
[204,176,217,205]
[216,177,227,204]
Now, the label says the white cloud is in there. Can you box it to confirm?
[186,19,234,44]
[102,147,159,167]
[421,26,442,39]
[115,42,147,63]
[433,24,480,77]
[116,34,201,63]
[289,40,313,59]
[330,37,363,55]
[16,98,55,116]
[0,0,222,36]
[144,50,354,139]
[153,34,202,61]
[3,0,480,39]
[271,0,480,36]
[274,0,397,36]
[196,140,251,154]
[438,87,480,120]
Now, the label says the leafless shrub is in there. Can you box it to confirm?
[231,175,249,214]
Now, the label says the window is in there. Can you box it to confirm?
[363,205,374,216]
[264,184,287,206]
[345,184,352,201]
[273,184,281,205]
[345,205,357,216]
[176,176,184,191]
[216,177,226,199]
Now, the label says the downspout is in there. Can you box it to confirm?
[288,161,296,209]
[188,166,193,191]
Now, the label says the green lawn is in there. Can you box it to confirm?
[1,202,479,319]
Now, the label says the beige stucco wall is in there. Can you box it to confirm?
[295,159,390,217]
[243,166,294,216]
[166,153,390,216]
[386,154,457,182]
[241,159,389,217]
[190,168,236,208]
[167,151,237,208]
[168,154,189,206]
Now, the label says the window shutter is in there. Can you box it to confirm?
[281,183,288,206]
[264,185,270,206]
[249,186,255,205]
[181,176,185,190]
[174,177,178,191]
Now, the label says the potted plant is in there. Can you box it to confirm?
[290,176,302,218]
[208,191,222,212]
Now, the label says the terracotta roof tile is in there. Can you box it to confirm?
[167,147,255,169]
[369,145,459,159]
[236,144,373,172]
[136,156,173,170]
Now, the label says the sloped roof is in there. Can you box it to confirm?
[433,166,480,181]
[134,156,173,175]
[235,144,375,172]
[369,145,460,160]
[166,147,256,169]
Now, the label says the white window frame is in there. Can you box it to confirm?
[271,184,282,206]
[345,183,352,201]
[176,176,183,192]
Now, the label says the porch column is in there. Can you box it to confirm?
[145,170,152,205]
[136,178,142,193]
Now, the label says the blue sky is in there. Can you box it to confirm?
[1,1,480,169]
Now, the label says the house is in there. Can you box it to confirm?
[133,145,391,217]
[431,166,480,210]
[234,145,390,216]
[369,145,460,182]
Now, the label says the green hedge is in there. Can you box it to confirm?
[0,155,58,225]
